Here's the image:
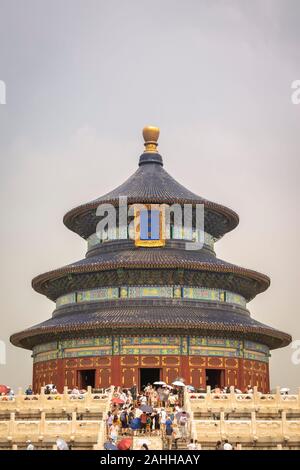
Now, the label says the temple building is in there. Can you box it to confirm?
[11,127,291,393]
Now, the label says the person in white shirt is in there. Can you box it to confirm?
[160,408,167,435]
[140,395,147,405]
[194,439,201,450]
[26,440,34,450]
[187,439,197,450]
[172,423,181,450]
[168,393,176,410]
[223,439,233,450]
[178,412,188,441]
[110,423,119,443]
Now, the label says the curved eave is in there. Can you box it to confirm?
[63,197,239,239]
[10,306,291,351]
[31,255,270,302]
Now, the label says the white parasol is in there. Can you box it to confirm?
[56,438,69,450]
[172,380,185,387]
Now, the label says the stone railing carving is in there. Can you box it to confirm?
[187,386,300,412]
[0,386,110,415]
[0,413,100,446]
[184,386,197,441]
[194,416,300,444]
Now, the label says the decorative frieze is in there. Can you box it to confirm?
[32,336,269,363]
[56,285,246,308]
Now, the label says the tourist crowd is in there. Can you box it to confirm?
[1,381,292,451]
[105,382,195,450]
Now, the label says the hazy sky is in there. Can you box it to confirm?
[0,0,299,391]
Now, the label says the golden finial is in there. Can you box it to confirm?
[142,126,160,153]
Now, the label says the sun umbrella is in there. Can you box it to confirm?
[153,381,166,385]
[140,405,153,413]
[186,385,195,391]
[280,387,290,393]
[129,417,141,430]
[104,441,118,450]
[117,438,132,450]
[0,385,9,394]
[56,438,69,450]
[172,380,185,387]
[112,397,125,404]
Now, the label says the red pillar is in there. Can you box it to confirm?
[180,356,190,384]
[237,358,243,391]
[111,356,121,387]
[265,363,270,393]
[56,359,65,392]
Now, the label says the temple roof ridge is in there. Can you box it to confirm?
[63,126,239,239]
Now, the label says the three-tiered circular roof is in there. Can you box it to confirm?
[10,126,291,350]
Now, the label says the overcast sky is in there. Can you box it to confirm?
[0,0,299,391]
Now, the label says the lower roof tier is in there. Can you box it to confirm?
[10,302,291,351]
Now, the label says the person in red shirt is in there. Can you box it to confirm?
[140,411,147,432]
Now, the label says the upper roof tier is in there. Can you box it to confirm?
[63,126,239,240]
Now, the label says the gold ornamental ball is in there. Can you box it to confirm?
[143,126,160,144]
[142,126,160,153]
